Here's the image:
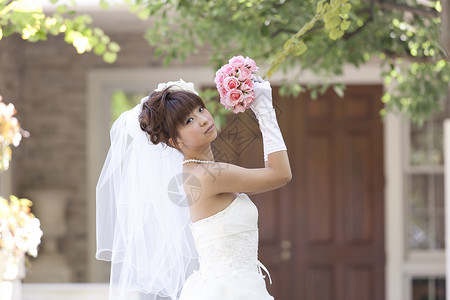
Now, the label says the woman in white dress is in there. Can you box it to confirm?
[96,78,291,300]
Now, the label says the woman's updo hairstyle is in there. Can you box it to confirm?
[139,86,206,149]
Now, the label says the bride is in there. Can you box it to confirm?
[96,78,291,300]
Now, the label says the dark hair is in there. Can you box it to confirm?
[139,87,206,149]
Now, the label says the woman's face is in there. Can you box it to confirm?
[175,105,217,152]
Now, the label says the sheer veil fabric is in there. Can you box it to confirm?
[96,97,199,300]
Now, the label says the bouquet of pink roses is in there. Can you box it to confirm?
[215,56,259,114]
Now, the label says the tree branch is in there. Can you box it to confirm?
[343,20,370,40]
[271,28,299,38]
[342,8,372,40]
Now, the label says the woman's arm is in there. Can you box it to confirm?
[195,150,291,195]
[197,78,292,195]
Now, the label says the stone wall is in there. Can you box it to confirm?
[0,36,23,108]
[7,31,208,282]
[0,36,24,197]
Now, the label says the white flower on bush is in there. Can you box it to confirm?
[0,195,42,262]
[0,95,30,170]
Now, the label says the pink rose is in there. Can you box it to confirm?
[223,76,240,91]
[216,56,260,113]
[237,66,252,81]
[218,86,227,99]
[241,78,254,92]
[215,71,225,86]
[228,55,246,68]
[244,57,258,72]
[220,95,232,109]
[233,104,246,114]
[220,64,236,76]
[226,89,243,106]
[242,92,254,108]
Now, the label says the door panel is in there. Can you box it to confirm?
[212,85,385,300]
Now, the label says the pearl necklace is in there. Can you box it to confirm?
[182,159,215,165]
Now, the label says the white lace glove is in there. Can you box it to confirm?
[250,77,287,162]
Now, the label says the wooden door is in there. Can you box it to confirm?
[212,85,385,300]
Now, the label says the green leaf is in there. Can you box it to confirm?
[340,3,352,14]
[435,1,442,13]
[100,0,110,10]
[88,35,99,45]
[283,39,294,53]
[64,30,80,43]
[340,20,351,30]
[101,35,110,44]
[325,16,341,30]
[316,1,324,14]
[129,4,140,13]
[10,195,19,203]
[20,198,33,207]
[57,4,68,14]
[82,27,93,37]
[138,8,150,20]
[163,55,172,66]
[94,43,107,55]
[260,24,269,37]
[108,41,121,52]
[103,52,117,63]
[329,28,344,40]
[293,40,307,56]
[323,10,339,23]
[93,28,104,36]
[333,84,345,97]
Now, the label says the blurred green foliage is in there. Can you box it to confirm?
[132,0,448,126]
[110,90,147,126]
[0,0,120,63]
[1,0,448,125]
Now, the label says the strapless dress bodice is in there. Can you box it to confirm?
[179,193,274,300]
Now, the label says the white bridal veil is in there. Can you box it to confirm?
[96,96,199,300]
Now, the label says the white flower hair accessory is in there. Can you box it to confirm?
[154,79,199,95]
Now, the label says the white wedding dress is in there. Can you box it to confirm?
[179,193,274,300]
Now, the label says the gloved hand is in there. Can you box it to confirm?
[249,77,287,162]
[250,76,274,117]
